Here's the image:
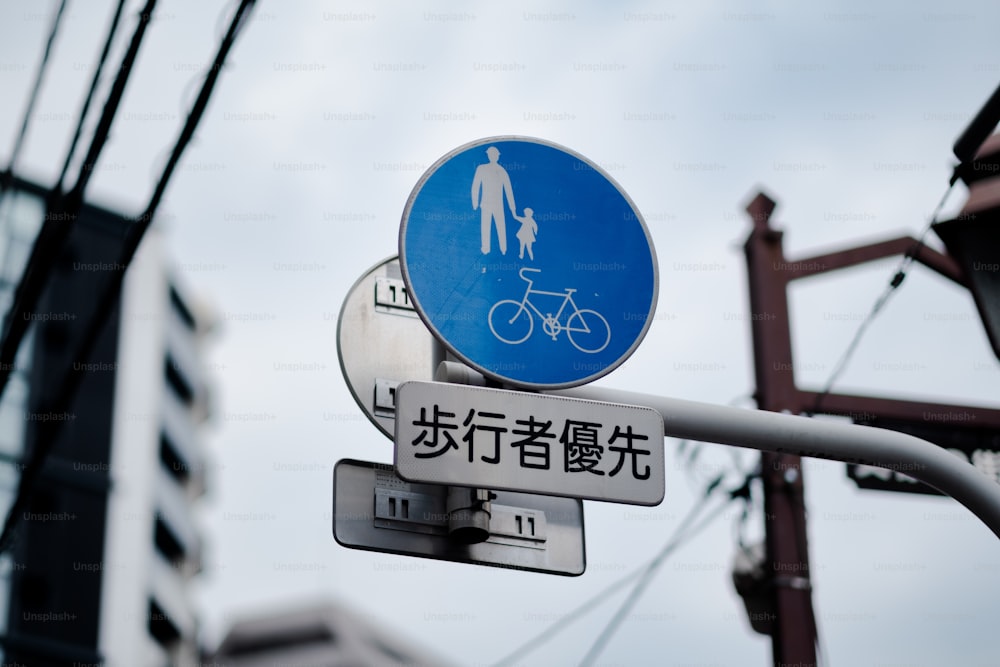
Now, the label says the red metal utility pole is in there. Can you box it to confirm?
[740,184,1000,666]
[744,193,818,667]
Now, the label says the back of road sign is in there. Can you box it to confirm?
[333,459,586,576]
[399,136,658,389]
[336,256,438,439]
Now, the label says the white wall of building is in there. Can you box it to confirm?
[99,229,206,667]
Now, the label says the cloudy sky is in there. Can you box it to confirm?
[2,1,1000,665]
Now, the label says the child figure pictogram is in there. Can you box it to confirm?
[514,207,539,260]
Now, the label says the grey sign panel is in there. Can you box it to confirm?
[394,381,665,506]
[337,256,439,439]
[332,459,586,576]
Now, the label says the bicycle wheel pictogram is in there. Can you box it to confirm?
[488,300,533,344]
[566,309,611,353]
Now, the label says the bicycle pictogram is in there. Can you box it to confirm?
[488,268,611,353]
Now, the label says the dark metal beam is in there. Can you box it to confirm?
[799,389,1000,429]
[789,236,966,285]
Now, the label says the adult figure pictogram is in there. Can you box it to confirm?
[471,146,516,255]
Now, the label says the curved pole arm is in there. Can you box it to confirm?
[435,361,1000,541]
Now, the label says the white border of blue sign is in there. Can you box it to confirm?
[398,136,659,390]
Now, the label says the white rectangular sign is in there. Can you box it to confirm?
[394,381,665,506]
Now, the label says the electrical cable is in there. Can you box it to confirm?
[793,120,983,667]
[800,88,1000,662]
[492,476,742,667]
[577,476,751,667]
[54,0,128,192]
[0,0,258,555]
[2,0,68,188]
[808,180,958,416]
[0,0,69,250]
[138,0,256,231]
[490,557,647,667]
[576,486,744,667]
[0,0,158,409]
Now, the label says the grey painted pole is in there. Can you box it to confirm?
[436,361,1000,541]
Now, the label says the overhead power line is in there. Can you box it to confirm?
[55,0,129,192]
[0,0,158,408]
[578,476,751,667]
[492,475,748,667]
[2,0,68,185]
[0,0,258,555]
[808,78,1000,415]
[808,180,957,416]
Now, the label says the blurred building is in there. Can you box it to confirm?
[0,177,212,666]
[209,599,453,667]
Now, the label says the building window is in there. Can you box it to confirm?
[153,516,185,565]
[158,432,189,484]
[148,599,180,647]
[223,624,335,656]
[164,355,194,406]
[168,285,197,330]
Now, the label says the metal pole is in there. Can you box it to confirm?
[436,362,1000,540]
[743,192,817,666]
[432,341,492,543]
[563,385,1000,540]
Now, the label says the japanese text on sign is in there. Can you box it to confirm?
[394,381,665,506]
[410,406,652,480]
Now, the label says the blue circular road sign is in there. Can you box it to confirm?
[399,136,658,389]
